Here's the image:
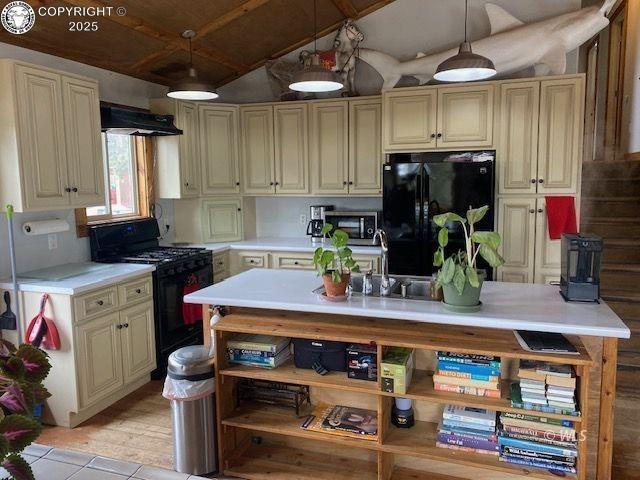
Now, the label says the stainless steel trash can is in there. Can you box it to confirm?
[167,345,217,475]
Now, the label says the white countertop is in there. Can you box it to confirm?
[184,269,631,339]
[0,263,155,295]
[180,237,382,255]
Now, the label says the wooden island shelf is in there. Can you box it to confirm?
[209,308,597,480]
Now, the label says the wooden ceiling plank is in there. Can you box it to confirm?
[61,0,248,74]
[195,0,272,39]
[331,0,359,19]
[131,45,180,71]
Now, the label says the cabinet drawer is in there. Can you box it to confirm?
[74,286,118,323]
[236,251,269,270]
[118,276,153,306]
[213,252,229,274]
[272,253,315,270]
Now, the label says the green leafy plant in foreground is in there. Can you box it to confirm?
[0,341,51,480]
[312,224,361,283]
[433,205,505,295]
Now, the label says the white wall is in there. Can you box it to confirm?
[218,0,583,103]
[255,197,382,238]
[0,43,167,279]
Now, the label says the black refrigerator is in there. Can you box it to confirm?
[382,151,495,278]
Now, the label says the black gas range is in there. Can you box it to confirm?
[89,219,212,377]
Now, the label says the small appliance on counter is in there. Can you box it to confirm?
[324,210,380,245]
[560,233,603,302]
[307,205,333,243]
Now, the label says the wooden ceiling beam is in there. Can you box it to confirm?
[62,0,248,75]
[131,45,180,71]
[331,0,358,19]
[195,0,271,39]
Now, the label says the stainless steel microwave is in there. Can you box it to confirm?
[324,211,380,245]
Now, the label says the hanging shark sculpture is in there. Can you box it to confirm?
[358,0,616,88]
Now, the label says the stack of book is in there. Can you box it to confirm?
[511,360,579,416]
[227,334,291,369]
[498,412,577,474]
[436,405,498,455]
[432,351,502,398]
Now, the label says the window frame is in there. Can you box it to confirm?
[87,133,140,221]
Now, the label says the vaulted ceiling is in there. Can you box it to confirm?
[0,0,395,87]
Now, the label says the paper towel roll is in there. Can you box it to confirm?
[22,219,70,235]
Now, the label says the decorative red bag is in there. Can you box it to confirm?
[25,294,61,350]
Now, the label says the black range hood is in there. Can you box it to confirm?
[100,106,183,136]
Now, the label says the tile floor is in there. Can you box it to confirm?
[12,444,213,480]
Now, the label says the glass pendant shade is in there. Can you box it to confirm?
[289,53,343,92]
[434,42,497,82]
[167,67,219,100]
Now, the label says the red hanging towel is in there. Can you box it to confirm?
[545,196,578,240]
[25,294,61,350]
[182,274,201,326]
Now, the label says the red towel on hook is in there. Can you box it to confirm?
[545,196,578,240]
[182,275,201,325]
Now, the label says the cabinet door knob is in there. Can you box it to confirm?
[538,208,544,213]
[72,187,78,193]
[97,300,104,306]
[294,261,299,265]
[529,209,535,214]
[185,182,189,187]
[123,323,129,328]
[348,181,354,185]
[65,187,71,193]
[437,133,442,138]
[236,181,240,186]
[430,133,436,139]
[116,324,123,329]
[343,181,348,185]
[135,288,142,294]
[269,181,274,186]
[530,178,536,184]
[237,207,242,212]
[538,178,544,184]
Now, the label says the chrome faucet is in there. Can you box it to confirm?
[373,228,392,296]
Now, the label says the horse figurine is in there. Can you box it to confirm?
[332,19,364,96]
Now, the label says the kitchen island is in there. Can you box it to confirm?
[185,269,629,480]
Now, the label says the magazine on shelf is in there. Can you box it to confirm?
[303,403,378,441]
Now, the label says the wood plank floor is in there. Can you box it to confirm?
[37,372,640,479]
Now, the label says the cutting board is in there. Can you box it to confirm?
[20,263,112,281]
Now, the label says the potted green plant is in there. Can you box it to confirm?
[0,340,52,480]
[313,224,360,297]
[433,205,504,309]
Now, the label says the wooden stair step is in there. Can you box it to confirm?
[581,219,640,237]
[602,240,640,264]
[581,178,640,197]
[582,160,640,179]
[580,197,640,218]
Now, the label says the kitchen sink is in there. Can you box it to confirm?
[348,274,436,301]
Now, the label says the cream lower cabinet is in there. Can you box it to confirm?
[213,251,231,283]
[383,84,494,151]
[0,59,105,212]
[230,250,380,276]
[497,197,564,284]
[2,274,156,427]
[498,76,584,195]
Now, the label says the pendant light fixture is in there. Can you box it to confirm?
[167,30,219,100]
[289,0,343,92]
[434,0,497,82]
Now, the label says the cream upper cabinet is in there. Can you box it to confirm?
[151,98,201,198]
[62,76,105,207]
[120,301,156,385]
[537,78,583,194]
[497,197,536,284]
[0,60,106,211]
[349,98,382,195]
[199,104,240,195]
[437,84,494,148]
[533,197,562,279]
[14,64,70,210]
[310,101,349,195]
[274,104,309,194]
[497,82,539,194]
[202,197,243,242]
[76,312,124,408]
[383,89,437,150]
[240,106,275,195]
[176,101,201,197]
